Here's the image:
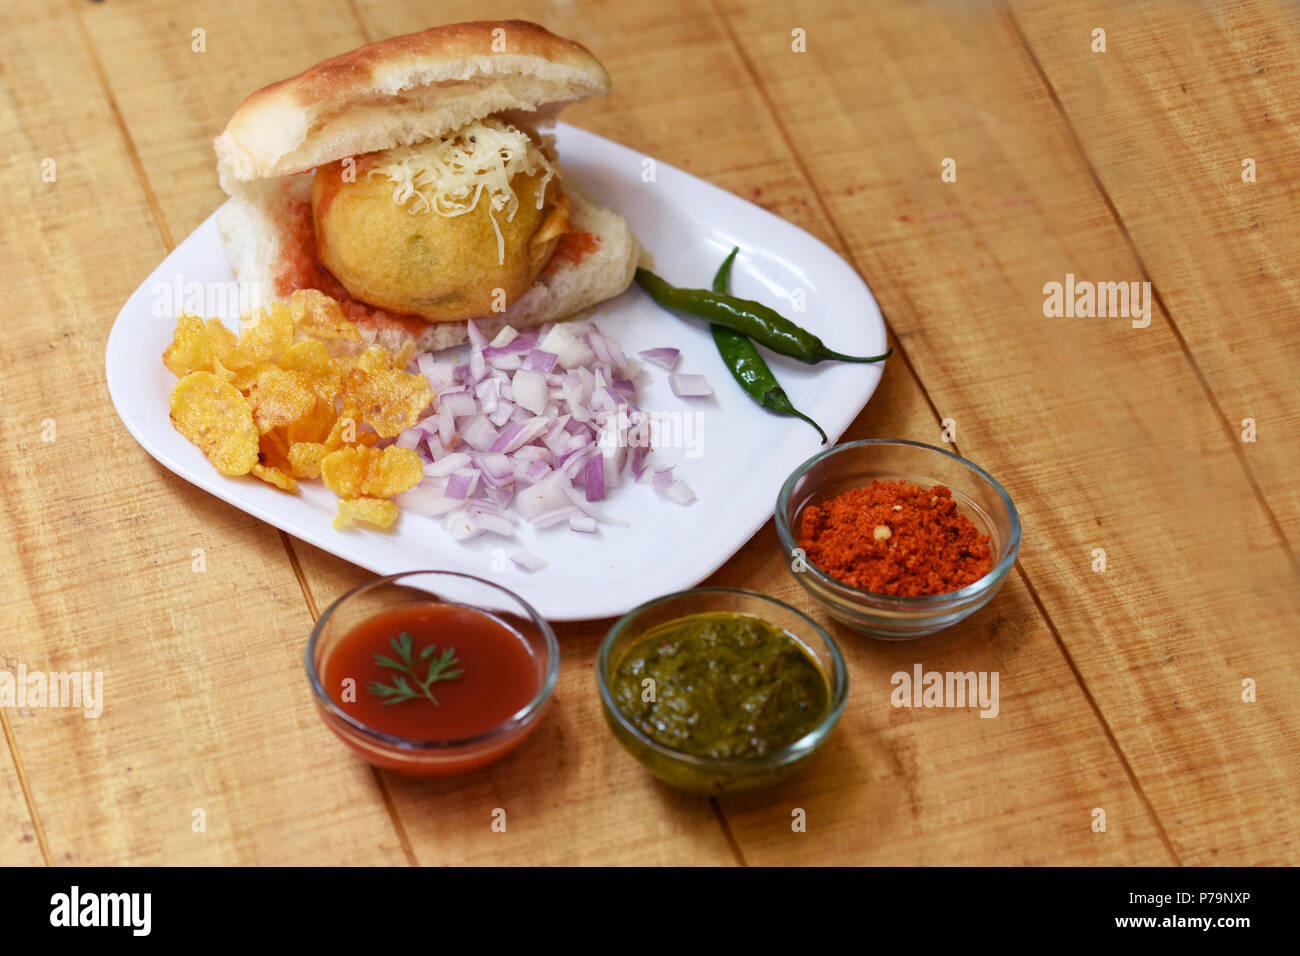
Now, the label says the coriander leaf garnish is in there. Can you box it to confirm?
[366,632,463,706]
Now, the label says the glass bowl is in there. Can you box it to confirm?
[596,588,848,794]
[306,570,558,778]
[775,439,1021,640]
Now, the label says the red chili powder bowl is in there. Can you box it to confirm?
[797,479,992,597]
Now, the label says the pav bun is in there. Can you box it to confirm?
[213,20,639,350]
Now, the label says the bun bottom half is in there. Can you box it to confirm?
[215,168,640,353]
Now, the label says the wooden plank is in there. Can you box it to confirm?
[715,0,1300,863]
[1006,0,1300,547]
[331,0,1171,863]
[0,0,402,864]
[0,715,46,865]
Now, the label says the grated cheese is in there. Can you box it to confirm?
[366,118,558,265]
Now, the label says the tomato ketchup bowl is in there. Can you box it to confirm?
[775,440,1021,640]
[306,571,558,778]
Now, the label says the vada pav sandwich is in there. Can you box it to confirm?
[213,20,639,351]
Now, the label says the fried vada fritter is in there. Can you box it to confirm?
[311,120,571,323]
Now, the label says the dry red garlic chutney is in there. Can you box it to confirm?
[797,479,992,597]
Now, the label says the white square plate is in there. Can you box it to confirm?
[106,123,887,621]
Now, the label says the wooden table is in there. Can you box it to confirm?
[3,0,1296,866]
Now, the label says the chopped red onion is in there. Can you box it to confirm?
[666,480,696,505]
[445,470,479,500]
[522,350,559,374]
[639,347,680,370]
[475,377,501,414]
[670,374,713,398]
[651,466,675,491]
[584,454,606,502]
[514,471,569,520]
[569,515,598,534]
[490,417,550,454]
[511,368,549,415]
[487,399,516,427]
[403,321,690,546]
[529,506,581,528]
[564,484,629,526]
[439,392,477,418]
[629,445,651,480]
[540,325,595,369]
[424,452,471,477]
[511,552,546,572]
[459,415,500,451]
[418,353,456,386]
[478,453,512,479]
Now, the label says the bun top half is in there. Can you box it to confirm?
[214,20,610,193]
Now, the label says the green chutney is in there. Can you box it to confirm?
[611,612,829,759]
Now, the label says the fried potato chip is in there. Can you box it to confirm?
[285,399,337,446]
[340,367,433,438]
[161,290,428,534]
[251,463,297,492]
[355,345,393,374]
[391,340,416,371]
[228,303,294,369]
[287,441,328,479]
[289,289,362,343]
[320,446,423,499]
[259,428,292,468]
[162,314,211,377]
[247,365,316,434]
[322,408,379,455]
[163,314,238,378]
[333,497,399,530]
[205,319,237,364]
[169,372,259,475]
[278,339,342,404]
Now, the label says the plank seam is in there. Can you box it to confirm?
[371,768,419,866]
[710,0,1180,863]
[0,708,53,865]
[346,0,374,44]
[1012,564,1183,864]
[68,0,174,250]
[1001,2,1298,578]
[709,797,749,866]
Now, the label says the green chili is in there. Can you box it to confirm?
[709,248,827,444]
[634,267,892,365]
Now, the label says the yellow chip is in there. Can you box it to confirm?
[355,345,393,374]
[285,400,337,446]
[251,463,298,492]
[333,497,399,530]
[391,340,416,371]
[320,445,423,499]
[169,372,258,475]
[247,365,316,434]
[229,303,294,368]
[340,367,433,439]
[163,313,213,377]
[205,319,237,364]
[278,339,342,404]
[287,441,328,479]
[259,428,292,469]
[289,289,361,343]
